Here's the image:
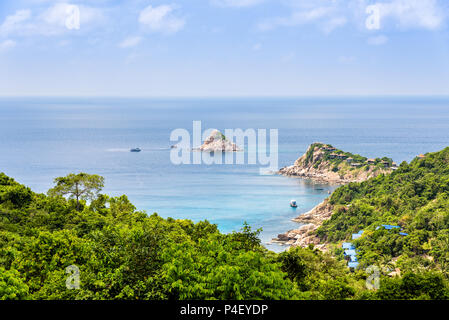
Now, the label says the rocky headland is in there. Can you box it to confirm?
[273,143,396,250]
[278,142,394,184]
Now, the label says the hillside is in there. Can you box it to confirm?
[2,167,449,300]
[0,171,364,300]
[308,146,449,276]
[279,143,394,184]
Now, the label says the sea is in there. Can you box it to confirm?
[1,97,449,252]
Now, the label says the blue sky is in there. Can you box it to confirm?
[1,0,449,97]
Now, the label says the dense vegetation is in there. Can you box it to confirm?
[0,172,366,300]
[305,143,393,174]
[2,145,449,301]
[317,147,449,286]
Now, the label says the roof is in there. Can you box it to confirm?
[342,242,355,249]
[348,262,359,269]
[381,225,400,230]
[344,249,357,256]
[352,233,362,240]
[417,154,426,158]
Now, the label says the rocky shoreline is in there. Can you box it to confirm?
[273,143,394,250]
[278,142,392,184]
[270,199,333,251]
[279,165,367,184]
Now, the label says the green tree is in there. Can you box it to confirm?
[0,268,29,300]
[48,173,104,211]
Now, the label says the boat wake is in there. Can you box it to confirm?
[106,148,130,152]
[106,147,171,152]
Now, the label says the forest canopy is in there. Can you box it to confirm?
[2,145,449,301]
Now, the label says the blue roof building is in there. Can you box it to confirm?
[342,242,355,250]
[352,230,364,240]
[376,225,401,230]
[345,231,363,270]
[376,224,408,236]
[344,249,357,256]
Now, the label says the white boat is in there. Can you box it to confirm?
[290,200,297,208]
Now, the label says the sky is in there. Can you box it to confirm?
[0,0,449,97]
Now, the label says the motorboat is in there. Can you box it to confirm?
[290,200,298,208]
[130,148,141,152]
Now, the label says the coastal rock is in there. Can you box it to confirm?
[193,129,242,152]
[275,143,395,251]
[278,142,392,184]
[272,199,334,251]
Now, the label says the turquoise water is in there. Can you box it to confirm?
[1,97,449,251]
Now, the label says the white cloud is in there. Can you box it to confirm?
[119,36,142,48]
[38,3,105,35]
[0,39,16,51]
[257,0,447,33]
[375,0,445,30]
[258,6,344,32]
[0,4,105,38]
[211,0,265,8]
[322,17,347,34]
[0,10,32,37]
[367,34,389,45]
[139,5,185,34]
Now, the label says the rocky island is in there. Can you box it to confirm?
[273,143,397,249]
[278,142,395,184]
[193,129,242,152]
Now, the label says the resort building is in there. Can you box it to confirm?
[323,146,337,152]
[343,226,407,271]
[344,249,356,256]
[367,159,376,165]
[342,237,361,270]
[352,230,364,240]
[376,224,409,236]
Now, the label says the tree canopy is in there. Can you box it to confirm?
[48,173,104,211]
[3,144,449,300]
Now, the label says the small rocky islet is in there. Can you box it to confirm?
[193,129,242,152]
